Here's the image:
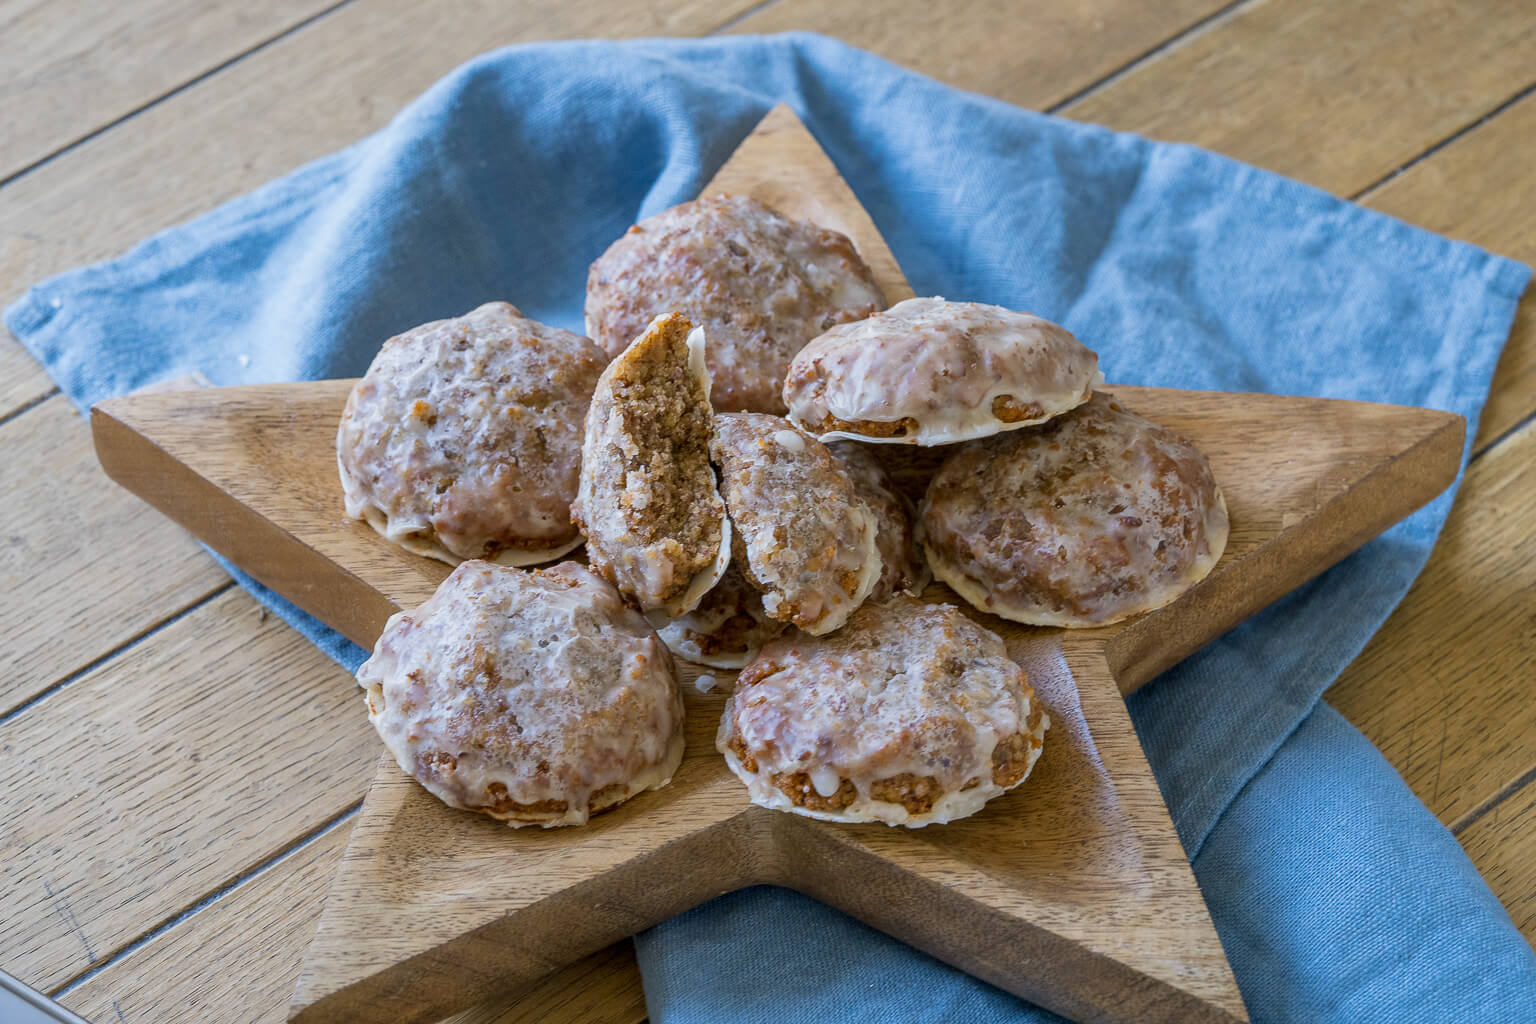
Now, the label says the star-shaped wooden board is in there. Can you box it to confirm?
[89,106,1464,1024]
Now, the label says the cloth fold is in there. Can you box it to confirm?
[8,33,1533,1023]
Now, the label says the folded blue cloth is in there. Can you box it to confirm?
[8,33,1533,1023]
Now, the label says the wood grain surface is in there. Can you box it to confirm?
[0,1,1532,1023]
[1460,781,1536,940]
[0,395,227,713]
[1358,91,1536,452]
[0,0,338,182]
[85,363,1460,1023]
[0,0,763,421]
[60,822,358,1024]
[727,0,1234,110]
[1057,0,1536,452]
[1065,0,1536,195]
[61,815,648,1024]
[90,106,1461,1024]
[0,586,373,990]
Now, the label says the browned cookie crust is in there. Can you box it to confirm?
[585,195,886,414]
[711,412,881,635]
[783,297,1100,446]
[358,560,685,828]
[337,302,606,564]
[802,413,920,439]
[921,392,1229,626]
[717,596,1048,826]
[827,441,930,600]
[573,312,729,615]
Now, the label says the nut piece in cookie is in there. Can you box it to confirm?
[784,297,1101,446]
[711,413,881,636]
[337,301,606,565]
[585,194,887,414]
[574,312,730,617]
[921,392,1229,627]
[357,560,685,828]
[828,441,931,600]
[718,596,1048,827]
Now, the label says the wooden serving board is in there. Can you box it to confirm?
[89,107,1464,1024]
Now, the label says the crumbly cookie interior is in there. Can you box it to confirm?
[608,323,721,567]
[575,313,729,613]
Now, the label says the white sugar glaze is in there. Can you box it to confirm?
[719,597,1048,827]
[921,393,1229,626]
[337,301,606,564]
[712,413,881,636]
[585,194,887,414]
[358,560,684,828]
[784,297,1100,446]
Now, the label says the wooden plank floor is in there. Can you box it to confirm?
[1,1,1531,1020]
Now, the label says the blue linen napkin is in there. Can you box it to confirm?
[8,33,1534,1023]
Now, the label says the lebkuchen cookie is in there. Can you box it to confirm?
[337,301,605,565]
[921,392,1229,627]
[586,194,886,414]
[656,564,786,671]
[711,412,881,636]
[719,596,1048,827]
[827,440,930,600]
[784,297,1100,446]
[358,560,685,828]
